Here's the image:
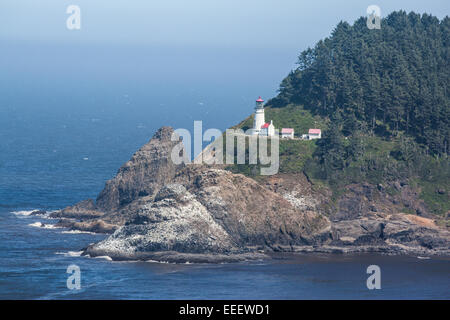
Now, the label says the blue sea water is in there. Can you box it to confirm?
[1,210,449,300]
[0,41,449,299]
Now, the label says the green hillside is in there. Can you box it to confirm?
[228,11,449,216]
[269,11,449,156]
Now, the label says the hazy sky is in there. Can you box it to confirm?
[0,1,449,164]
[1,0,449,49]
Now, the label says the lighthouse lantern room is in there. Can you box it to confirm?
[252,96,265,135]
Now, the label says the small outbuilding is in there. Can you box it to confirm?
[281,128,295,139]
[308,128,321,139]
[260,120,275,136]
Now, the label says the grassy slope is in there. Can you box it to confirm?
[233,104,327,135]
[227,105,449,216]
[230,105,325,174]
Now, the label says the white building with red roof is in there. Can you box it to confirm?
[250,96,275,136]
[249,96,297,138]
[308,128,322,139]
[251,96,266,136]
[260,120,275,136]
[281,128,295,139]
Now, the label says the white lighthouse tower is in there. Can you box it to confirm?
[252,96,265,135]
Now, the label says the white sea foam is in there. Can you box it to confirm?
[55,251,84,257]
[28,222,60,229]
[61,230,97,235]
[45,210,59,217]
[43,224,59,229]
[28,222,43,227]
[146,259,170,264]
[12,209,55,217]
[12,210,36,216]
[94,256,113,261]
[145,259,196,265]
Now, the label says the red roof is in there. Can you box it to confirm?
[261,123,270,129]
[308,129,321,134]
[256,96,264,102]
[281,128,294,134]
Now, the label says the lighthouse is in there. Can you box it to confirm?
[252,96,265,135]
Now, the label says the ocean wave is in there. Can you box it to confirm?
[55,251,84,257]
[146,259,171,264]
[12,210,36,216]
[45,210,60,218]
[28,222,42,227]
[61,230,97,235]
[28,222,60,229]
[93,256,113,261]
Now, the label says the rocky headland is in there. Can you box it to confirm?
[53,127,450,263]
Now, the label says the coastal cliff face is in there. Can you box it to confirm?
[261,174,450,256]
[84,165,331,262]
[52,126,184,221]
[85,183,248,263]
[96,127,186,212]
[56,127,449,262]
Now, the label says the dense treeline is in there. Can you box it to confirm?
[269,11,449,156]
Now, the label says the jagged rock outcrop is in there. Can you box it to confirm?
[51,199,104,219]
[330,182,433,221]
[55,126,449,262]
[84,184,253,262]
[52,126,186,223]
[173,167,330,248]
[291,213,450,255]
[95,126,187,211]
[85,168,331,262]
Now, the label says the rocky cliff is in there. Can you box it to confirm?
[53,126,185,220]
[96,126,187,211]
[83,163,331,262]
[56,127,450,263]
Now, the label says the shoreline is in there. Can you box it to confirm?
[83,247,450,265]
[82,242,450,264]
[12,207,450,264]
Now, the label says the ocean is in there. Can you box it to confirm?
[0,41,449,300]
